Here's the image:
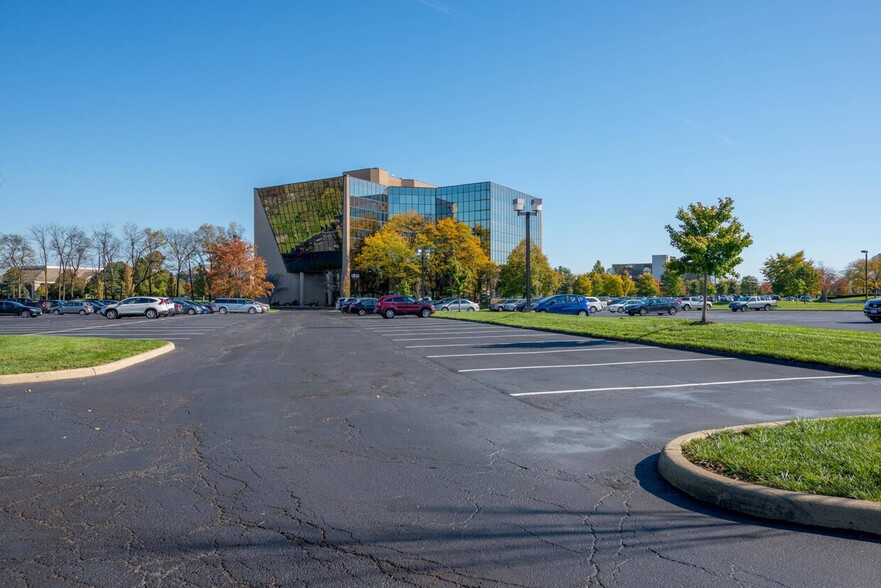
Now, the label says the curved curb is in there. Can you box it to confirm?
[0,342,175,385]
[658,418,881,536]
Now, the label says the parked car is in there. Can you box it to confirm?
[729,296,776,312]
[626,298,679,316]
[348,298,378,316]
[502,299,524,311]
[514,299,541,312]
[0,300,42,317]
[51,301,94,315]
[376,295,435,319]
[212,298,263,314]
[489,299,511,311]
[583,297,606,313]
[103,297,169,319]
[680,297,712,311]
[607,298,637,313]
[864,298,881,323]
[437,298,480,312]
[533,294,593,316]
[335,297,357,310]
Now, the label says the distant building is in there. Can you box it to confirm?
[610,255,673,281]
[18,266,102,298]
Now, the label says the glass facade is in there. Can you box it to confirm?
[256,177,344,272]
[256,172,542,274]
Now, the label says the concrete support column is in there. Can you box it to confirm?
[341,175,351,297]
[299,272,304,307]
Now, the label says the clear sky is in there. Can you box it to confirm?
[2,1,879,278]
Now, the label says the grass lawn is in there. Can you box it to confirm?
[0,335,166,375]
[683,416,881,502]
[435,312,881,373]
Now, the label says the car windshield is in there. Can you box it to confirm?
[738,296,750,301]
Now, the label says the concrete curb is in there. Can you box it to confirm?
[0,342,175,385]
[658,418,881,537]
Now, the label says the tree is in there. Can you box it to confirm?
[666,197,753,324]
[28,224,51,297]
[591,260,606,274]
[762,251,820,299]
[207,238,273,298]
[739,275,760,296]
[163,228,197,297]
[600,273,626,297]
[573,274,593,296]
[659,265,684,297]
[555,266,576,294]
[843,256,881,296]
[423,218,493,299]
[353,229,419,293]
[815,263,839,301]
[619,273,636,296]
[0,234,36,297]
[497,240,560,299]
[636,273,660,297]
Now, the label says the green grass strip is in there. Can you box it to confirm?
[0,335,166,375]
[772,301,864,311]
[434,312,881,372]
[683,416,881,502]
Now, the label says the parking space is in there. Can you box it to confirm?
[0,312,257,340]
[356,315,873,402]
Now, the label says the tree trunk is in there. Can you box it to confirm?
[701,274,709,324]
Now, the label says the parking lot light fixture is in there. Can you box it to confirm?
[514,198,543,311]
[862,250,869,302]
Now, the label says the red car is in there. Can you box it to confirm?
[376,295,435,319]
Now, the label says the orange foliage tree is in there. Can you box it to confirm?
[207,238,273,298]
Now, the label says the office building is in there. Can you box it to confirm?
[254,168,542,305]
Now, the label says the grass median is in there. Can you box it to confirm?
[434,312,881,373]
[683,416,881,502]
[0,335,166,375]
[772,301,864,311]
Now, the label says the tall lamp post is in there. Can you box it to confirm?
[416,248,430,299]
[862,250,869,302]
[513,197,543,311]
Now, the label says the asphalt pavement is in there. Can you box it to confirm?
[2,310,881,586]
[601,308,877,331]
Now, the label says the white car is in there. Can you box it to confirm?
[583,297,606,313]
[212,298,264,314]
[437,298,480,312]
[104,297,169,319]
[607,299,637,313]
[680,297,712,311]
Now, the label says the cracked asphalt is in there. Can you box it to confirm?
[2,310,881,587]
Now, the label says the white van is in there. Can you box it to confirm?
[212,298,263,314]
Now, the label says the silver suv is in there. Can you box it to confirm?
[104,297,169,319]
[212,298,263,314]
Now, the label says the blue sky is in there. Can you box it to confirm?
[1,1,879,278]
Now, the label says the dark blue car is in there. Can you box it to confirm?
[533,294,593,316]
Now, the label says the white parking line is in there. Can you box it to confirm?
[427,345,648,358]
[394,333,567,342]
[458,357,732,373]
[509,375,862,397]
[406,339,581,349]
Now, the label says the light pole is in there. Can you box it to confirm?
[416,248,430,299]
[513,197,542,311]
[862,250,869,302]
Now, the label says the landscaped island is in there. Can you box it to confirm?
[0,335,166,375]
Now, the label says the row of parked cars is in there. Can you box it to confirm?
[337,296,482,318]
[0,296,268,319]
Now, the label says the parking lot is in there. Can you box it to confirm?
[597,308,878,331]
[360,314,876,404]
[0,312,256,342]
[4,310,881,586]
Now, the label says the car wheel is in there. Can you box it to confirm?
[145,309,158,319]
[639,308,648,316]
[668,307,677,315]
[52,309,60,315]
[617,307,624,313]
[219,307,228,314]
[384,309,396,319]
[79,309,86,315]
[419,308,431,318]
[682,304,691,311]
[106,309,118,319]
[20,310,30,318]
[466,307,475,312]
[764,305,771,311]
[590,306,598,313]
[358,308,367,316]
[440,307,449,311]
[188,308,195,315]
[577,309,588,316]
[741,306,748,312]
[248,307,257,314]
